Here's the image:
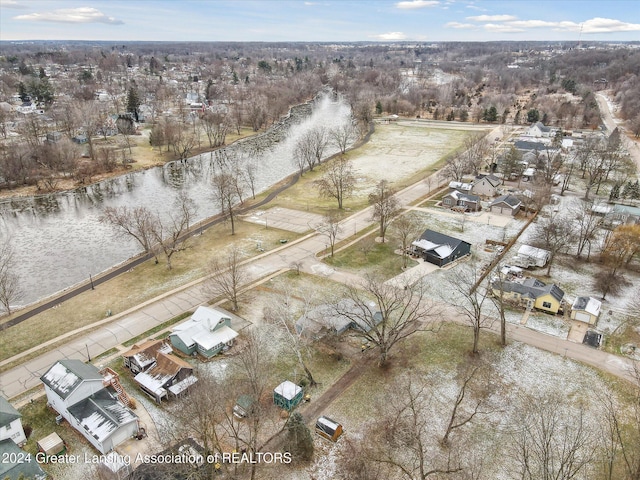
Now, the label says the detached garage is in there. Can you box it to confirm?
[571,297,601,326]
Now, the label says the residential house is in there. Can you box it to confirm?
[295,299,383,337]
[514,140,553,153]
[122,340,173,374]
[570,296,602,325]
[133,353,197,403]
[471,174,502,198]
[526,122,553,138]
[0,439,47,480]
[448,181,473,193]
[605,204,640,226]
[411,229,471,267]
[442,190,481,212]
[40,359,139,454]
[491,277,565,314]
[512,245,550,269]
[0,397,26,446]
[490,195,522,216]
[169,306,239,358]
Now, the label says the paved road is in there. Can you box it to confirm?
[596,92,640,172]
[1,124,637,400]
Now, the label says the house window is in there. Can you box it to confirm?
[542,301,552,309]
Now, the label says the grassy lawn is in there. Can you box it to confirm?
[0,220,300,366]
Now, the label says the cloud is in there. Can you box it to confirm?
[396,0,439,9]
[506,17,640,33]
[467,14,517,22]
[372,31,407,40]
[445,22,475,29]
[483,23,525,33]
[14,7,124,24]
[579,17,640,33]
[0,0,27,8]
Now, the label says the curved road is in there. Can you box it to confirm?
[1,123,637,401]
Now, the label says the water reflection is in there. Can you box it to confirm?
[0,94,353,305]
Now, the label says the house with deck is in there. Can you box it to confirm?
[40,359,139,454]
[411,230,471,267]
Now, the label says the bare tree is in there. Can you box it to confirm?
[512,394,597,480]
[441,153,469,182]
[318,211,342,257]
[447,263,492,355]
[571,200,603,260]
[263,290,318,387]
[314,155,356,209]
[488,271,508,347]
[201,110,228,148]
[0,238,22,315]
[461,133,490,176]
[152,192,197,269]
[293,126,329,173]
[330,122,358,154]
[334,275,438,367]
[369,179,400,243]
[205,245,247,311]
[531,213,575,276]
[441,363,493,447]
[242,158,258,200]
[338,376,463,480]
[100,205,159,262]
[391,213,421,269]
[594,224,640,299]
[211,170,241,235]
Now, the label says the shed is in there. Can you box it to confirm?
[273,381,303,411]
[315,416,343,442]
[233,395,256,419]
[37,432,65,456]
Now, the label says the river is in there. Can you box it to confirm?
[0,93,352,308]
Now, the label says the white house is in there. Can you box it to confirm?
[471,174,502,198]
[41,360,139,454]
[526,122,553,138]
[0,396,26,446]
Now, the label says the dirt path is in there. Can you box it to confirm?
[596,92,640,172]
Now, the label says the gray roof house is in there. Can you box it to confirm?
[295,299,383,337]
[169,306,239,358]
[41,360,139,454]
[490,194,522,216]
[0,396,26,446]
[471,174,502,198]
[491,277,564,314]
[0,439,47,480]
[411,229,472,267]
[442,190,481,212]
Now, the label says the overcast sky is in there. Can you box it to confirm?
[1,0,639,42]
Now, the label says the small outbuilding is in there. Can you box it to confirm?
[273,381,303,411]
[37,432,65,456]
[315,416,343,442]
[233,395,256,419]
[571,297,602,326]
[512,245,550,269]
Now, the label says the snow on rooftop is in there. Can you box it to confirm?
[43,362,79,395]
[274,380,302,400]
[79,411,116,442]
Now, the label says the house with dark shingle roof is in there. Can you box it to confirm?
[490,194,522,216]
[0,439,47,480]
[471,174,502,198]
[40,359,138,454]
[122,339,173,374]
[491,277,565,314]
[442,190,481,212]
[411,229,471,267]
[0,397,26,446]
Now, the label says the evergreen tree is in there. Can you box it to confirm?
[126,87,141,122]
[375,100,383,115]
[622,181,634,199]
[485,106,498,122]
[284,412,314,461]
[609,183,620,201]
[631,180,640,200]
[527,109,540,123]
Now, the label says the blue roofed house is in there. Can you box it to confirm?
[0,396,26,446]
[169,306,239,358]
[411,229,471,267]
[40,359,139,454]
